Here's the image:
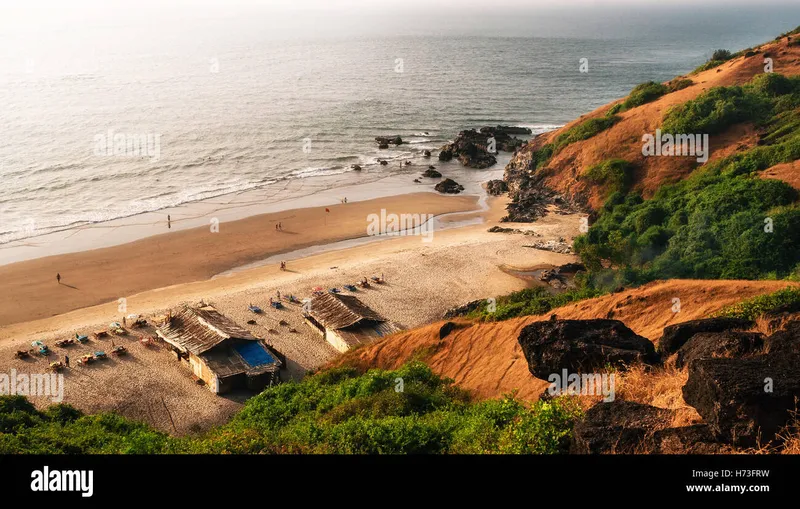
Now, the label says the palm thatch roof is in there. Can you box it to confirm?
[305,293,387,330]
[157,305,260,355]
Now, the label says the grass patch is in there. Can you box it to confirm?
[621,81,669,110]
[714,287,800,321]
[582,158,636,195]
[467,284,606,322]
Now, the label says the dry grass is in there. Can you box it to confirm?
[616,363,701,427]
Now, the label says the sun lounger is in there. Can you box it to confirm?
[344,284,357,291]
[248,305,263,314]
[94,351,108,360]
[270,301,283,309]
[77,334,90,343]
[329,288,340,293]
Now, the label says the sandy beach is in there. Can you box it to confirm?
[0,192,478,326]
[0,188,584,434]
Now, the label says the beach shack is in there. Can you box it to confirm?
[156,305,283,394]
[303,292,401,353]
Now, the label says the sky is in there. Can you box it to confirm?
[0,0,797,39]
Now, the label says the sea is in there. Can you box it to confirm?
[1,3,798,247]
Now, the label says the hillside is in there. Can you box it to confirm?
[334,280,798,401]
[505,33,800,213]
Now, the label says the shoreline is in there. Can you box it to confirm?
[0,191,481,327]
[0,193,583,434]
[0,156,508,266]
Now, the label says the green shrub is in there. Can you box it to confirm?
[714,287,800,320]
[711,49,733,62]
[0,362,584,455]
[661,85,771,135]
[622,81,669,110]
[468,284,606,322]
[668,78,693,92]
[583,159,636,194]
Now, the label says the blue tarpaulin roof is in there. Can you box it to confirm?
[234,342,276,367]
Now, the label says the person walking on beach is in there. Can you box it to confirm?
[56,273,61,284]
[64,355,69,368]
[167,215,171,229]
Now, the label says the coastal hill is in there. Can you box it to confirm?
[505,33,800,214]
[332,279,797,402]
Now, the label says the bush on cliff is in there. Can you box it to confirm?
[0,363,582,454]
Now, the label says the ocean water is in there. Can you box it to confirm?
[1,4,798,245]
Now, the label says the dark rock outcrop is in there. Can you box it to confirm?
[683,354,800,446]
[375,135,403,146]
[484,125,532,136]
[442,299,484,319]
[644,424,727,454]
[439,322,456,340]
[351,164,362,171]
[765,321,800,355]
[421,168,442,178]
[658,317,755,356]
[423,150,432,158]
[378,159,388,166]
[439,130,497,168]
[518,319,660,379]
[434,178,464,194]
[570,401,673,454]
[479,126,527,151]
[675,331,765,368]
[486,179,509,196]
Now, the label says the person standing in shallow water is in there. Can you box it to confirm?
[56,273,61,284]
[167,215,171,229]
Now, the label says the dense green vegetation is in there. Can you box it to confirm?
[467,284,605,322]
[714,286,800,321]
[582,158,636,195]
[574,73,800,287]
[0,363,582,454]
[526,115,621,172]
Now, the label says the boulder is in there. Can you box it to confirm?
[483,125,532,136]
[423,150,432,158]
[422,168,442,178]
[570,401,674,454]
[765,321,800,355]
[658,317,754,356]
[683,354,800,446]
[644,424,728,454]
[443,299,484,319]
[438,129,498,168]
[378,159,388,166]
[518,319,659,379]
[439,322,456,340]
[434,178,464,194]
[375,135,403,146]
[351,164,362,171]
[675,331,765,368]
[378,142,389,149]
[486,179,509,196]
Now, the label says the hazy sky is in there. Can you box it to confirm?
[1,0,797,39]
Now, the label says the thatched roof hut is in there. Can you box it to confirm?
[157,305,283,394]
[304,293,401,352]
